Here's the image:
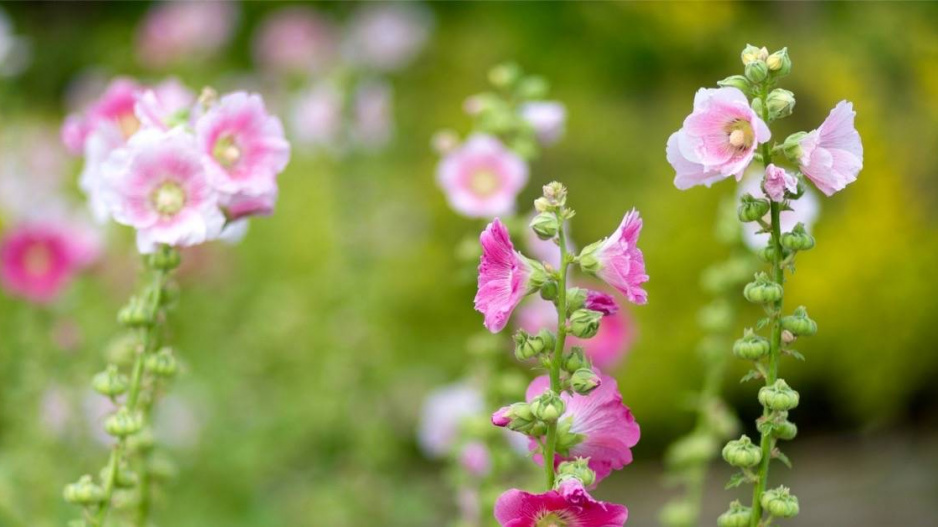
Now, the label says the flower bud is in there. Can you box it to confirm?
[565,287,588,313]
[761,486,799,518]
[570,369,602,395]
[766,47,792,76]
[104,408,144,438]
[722,435,763,468]
[750,97,764,117]
[146,244,180,271]
[743,273,783,304]
[117,296,155,328]
[92,365,129,397]
[758,243,792,264]
[554,418,585,454]
[774,419,798,441]
[780,306,817,336]
[530,212,560,240]
[717,501,752,527]
[745,60,769,84]
[539,181,567,210]
[563,346,588,373]
[766,89,795,120]
[493,402,538,433]
[659,500,695,527]
[666,433,718,469]
[758,379,800,411]
[737,194,770,223]
[569,309,602,339]
[539,280,559,301]
[741,44,769,65]
[780,223,815,252]
[431,129,460,154]
[733,329,770,360]
[782,131,808,162]
[100,463,138,489]
[517,75,549,100]
[532,391,565,423]
[556,457,594,487]
[145,347,178,377]
[126,427,155,452]
[489,63,522,89]
[63,475,105,505]
[717,75,751,94]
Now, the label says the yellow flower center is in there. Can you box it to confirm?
[213,135,242,169]
[469,169,501,197]
[23,244,53,276]
[151,181,187,216]
[726,119,754,151]
[535,511,573,527]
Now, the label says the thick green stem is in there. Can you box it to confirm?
[544,217,570,490]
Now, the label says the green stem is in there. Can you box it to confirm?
[544,216,570,490]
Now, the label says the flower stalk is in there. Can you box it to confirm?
[543,211,570,489]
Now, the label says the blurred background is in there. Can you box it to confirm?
[1,2,937,526]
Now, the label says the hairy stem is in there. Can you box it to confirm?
[544,216,570,490]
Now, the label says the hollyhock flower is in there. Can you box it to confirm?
[196,91,291,203]
[253,7,337,75]
[475,219,540,333]
[794,101,863,196]
[101,129,225,253]
[494,488,628,527]
[344,4,432,72]
[763,163,797,202]
[585,290,618,316]
[739,167,820,251]
[437,135,529,218]
[417,382,484,458]
[520,101,566,146]
[289,82,345,151]
[223,188,278,221]
[460,441,492,477]
[352,80,393,150]
[580,210,649,305]
[135,78,195,131]
[0,221,98,304]
[667,87,770,189]
[526,373,640,483]
[137,0,237,69]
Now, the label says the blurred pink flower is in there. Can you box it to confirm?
[352,80,393,150]
[289,82,345,151]
[137,0,238,69]
[763,163,797,202]
[223,188,278,222]
[417,382,484,458]
[494,487,628,527]
[475,219,536,333]
[344,4,432,72]
[135,78,196,131]
[526,373,640,483]
[796,100,863,196]
[437,135,528,218]
[583,209,649,305]
[667,87,770,190]
[253,6,338,76]
[460,441,492,477]
[739,166,820,251]
[520,101,566,146]
[40,385,71,437]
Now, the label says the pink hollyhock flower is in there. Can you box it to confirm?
[137,0,238,69]
[196,92,291,208]
[289,82,345,151]
[344,4,432,72]
[795,101,863,196]
[739,166,820,251]
[667,87,770,189]
[520,101,566,146]
[61,114,90,155]
[417,382,484,458]
[526,373,640,483]
[763,163,797,202]
[581,209,649,305]
[585,290,618,316]
[494,488,628,527]
[135,78,195,131]
[0,221,98,304]
[460,441,492,477]
[437,135,529,218]
[223,188,278,221]
[352,80,393,150]
[475,219,539,333]
[253,6,337,75]
[102,129,225,253]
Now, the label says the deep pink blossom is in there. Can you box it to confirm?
[583,210,648,305]
[0,222,97,304]
[494,487,628,527]
[137,0,237,69]
[437,135,528,218]
[667,87,770,189]
[797,101,863,196]
[475,219,537,333]
[520,101,566,146]
[763,163,797,202]
[526,373,640,483]
[585,290,618,316]
[252,6,337,75]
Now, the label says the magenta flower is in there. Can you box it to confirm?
[196,92,291,207]
[585,290,618,316]
[526,373,640,483]
[475,219,538,333]
[0,222,97,304]
[796,101,863,196]
[581,210,649,305]
[520,101,566,146]
[494,487,628,527]
[437,135,529,218]
[135,78,195,131]
[137,0,238,69]
[102,129,225,253]
[763,163,797,202]
[667,87,770,189]
[252,6,337,76]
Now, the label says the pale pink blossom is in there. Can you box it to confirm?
[137,0,238,69]
[352,80,393,150]
[494,487,628,527]
[526,373,640,483]
[417,382,484,458]
[344,4,432,72]
[460,441,492,477]
[763,163,797,202]
[667,87,770,189]
[101,129,225,253]
[437,135,528,218]
[582,210,649,305]
[739,167,820,251]
[796,101,863,196]
[253,6,338,75]
[135,78,196,131]
[223,188,278,221]
[475,219,537,333]
[520,101,566,146]
[289,82,345,151]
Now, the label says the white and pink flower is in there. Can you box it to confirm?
[739,166,820,251]
[437,135,528,218]
[763,163,797,202]
[289,82,345,151]
[494,487,628,527]
[344,4,432,72]
[667,87,770,190]
[253,6,338,76]
[417,382,484,458]
[581,209,649,305]
[475,219,537,333]
[135,78,196,131]
[795,100,863,196]
[520,101,566,146]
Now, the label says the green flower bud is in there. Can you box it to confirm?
[554,419,585,454]
[577,240,603,275]
[489,62,522,89]
[563,346,588,373]
[530,212,560,240]
[570,368,601,395]
[758,243,792,264]
[556,457,594,487]
[526,259,549,291]
[722,435,763,468]
[92,365,129,397]
[745,60,769,83]
[761,486,799,518]
[766,47,792,76]
[717,501,752,527]
[117,296,154,327]
[146,244,180,271]
[758,379,800,411]
[145,347,178,377]
[540,280,559,301]
[665,433,718,469]
[532,391,565,423]
[774,419,798,441]
[780,223,815,252]
[63,475,105,505]
[733,329,770,360]
[766,89,795,120]
[126,427,155,452]
[541,181,567,208]
[511,136,538,160]
[737,193,770,223]
[741,44,769,65]
[104,408,143,438]
[717,75,751,94]
[517,75,549,100]
[569,309,602,339]
[780,306,817,336]
[659,499,696,527]
[100,463,138,489]
[750,97,764,117]
[782,131,808,162]
[743,272,783,304]
[565,287,588,313]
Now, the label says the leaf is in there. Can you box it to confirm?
[784,349,806,361]
[725,472,747,489]
[755,317,770,330]
[740,369,762,383]
[774,449,793,468]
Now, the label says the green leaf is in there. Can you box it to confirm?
[725,472,747,489]
[784,349,806,361]
[740,369,762,383]
[755,317,770,330]
[774,449,793,468]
